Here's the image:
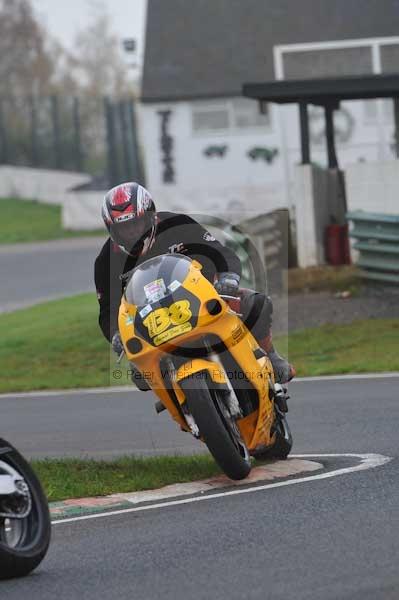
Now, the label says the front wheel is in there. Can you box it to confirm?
[180,378,251,481]
[253,412,293,461]
[0,439,51,579]
[270,412,293,459]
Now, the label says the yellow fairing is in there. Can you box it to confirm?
[119,260,276,450]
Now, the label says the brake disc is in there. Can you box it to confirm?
[0,460,32,520]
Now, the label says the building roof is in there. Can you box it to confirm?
[243,73,399,105]
[142,0,399,103]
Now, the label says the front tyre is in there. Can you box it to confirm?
[181,379,251,481]
[253,412,293,461]
[0,439,51,580]
[269,413,293,459]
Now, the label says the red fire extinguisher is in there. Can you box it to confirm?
[325,224,351,266]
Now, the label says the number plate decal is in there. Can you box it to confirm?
[142,300,193,345]
[153,322,193,346]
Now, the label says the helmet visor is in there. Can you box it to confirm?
[110,214,154,252]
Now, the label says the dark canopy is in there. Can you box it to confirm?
[243,73,399,106]
[243,74,399,167]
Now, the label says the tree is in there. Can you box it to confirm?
[0,0,54,97]
[72,3,134,97]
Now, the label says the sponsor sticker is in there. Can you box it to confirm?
[115,213,135,223]
[144,279,167,303]
[153,322,192,346]
[203,231,216,242]
[139,304,153,318]
[125,316,134,326]
[231,324,245,345]
[168,280,181,292]
[169,242,185,254]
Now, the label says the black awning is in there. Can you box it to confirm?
[243,73,399,106]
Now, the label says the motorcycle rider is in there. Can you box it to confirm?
[95,182,295,388]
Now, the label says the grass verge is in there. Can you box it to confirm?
[0,198,104,244]
[32,455,221,502]
[0,294,115,392]
[279,318,399,376]
[1,293,399,393]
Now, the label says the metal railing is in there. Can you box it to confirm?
[0,95,144,187]
[347,210,399,284]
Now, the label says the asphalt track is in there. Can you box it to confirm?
[1,376,398,459]
[1,376,398,599]
[1,376,399,597]
[0,237,104,313]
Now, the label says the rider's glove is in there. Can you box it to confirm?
[214,272,240,297]
[111,331,124,357]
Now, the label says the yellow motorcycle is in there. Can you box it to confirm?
[119,254,292,480]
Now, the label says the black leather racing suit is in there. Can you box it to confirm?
[94,211,273,345]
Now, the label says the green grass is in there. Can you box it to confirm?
[0,198,104,244]
[0,294,115,392]
[1,292,398,393]
[279,320,399,376]
[32,455,221,502]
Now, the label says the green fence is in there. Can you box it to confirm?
[347,211,399,284]
[0,95,144,187]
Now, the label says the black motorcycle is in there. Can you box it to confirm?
[0,439,51,579]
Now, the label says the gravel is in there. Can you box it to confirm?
[272,284,399,334]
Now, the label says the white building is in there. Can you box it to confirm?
[140,0,399,223]
[138,1,399,273]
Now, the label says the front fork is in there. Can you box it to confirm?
[274,382,289,414]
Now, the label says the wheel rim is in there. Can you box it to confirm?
[0,518,26,549]
[0,460,41,551]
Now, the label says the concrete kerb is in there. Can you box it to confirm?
[49,458,322,520]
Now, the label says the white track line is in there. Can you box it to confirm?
[52,453,391,526]
[2,373,399,400]
[0,386,129,400]
[293,373,399,383]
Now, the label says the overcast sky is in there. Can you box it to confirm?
[31,0,147,66]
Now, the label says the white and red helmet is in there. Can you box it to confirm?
[102,182,157,256]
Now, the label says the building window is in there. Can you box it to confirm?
[232,98,271,129]
[192,98,271,135]
[192,104,230,132]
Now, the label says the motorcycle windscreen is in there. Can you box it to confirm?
[124,254,192,307]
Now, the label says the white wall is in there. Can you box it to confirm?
[346,160,399,215]
[139,99,287,223]
[62,191,105,230]
[294,165,346,267]
[0,166,91,205]
[139,97,397,224]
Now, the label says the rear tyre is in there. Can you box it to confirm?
[181,378,251,480]
[0,439,51,580]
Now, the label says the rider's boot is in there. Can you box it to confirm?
[259,332,296,384]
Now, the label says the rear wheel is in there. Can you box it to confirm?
[180,378,251,480]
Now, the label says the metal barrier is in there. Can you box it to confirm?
[238,209,296,293]
[347,211,399,284]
